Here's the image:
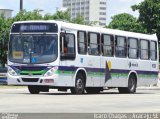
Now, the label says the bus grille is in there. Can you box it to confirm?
[22,78,39,82]
[20,72,43,75]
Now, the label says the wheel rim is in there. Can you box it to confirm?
[76,78,84,92]
[129,77,136,91]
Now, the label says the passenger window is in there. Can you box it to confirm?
[102,34,114,56]
[88,33,100,56]
[128,38,138,59]
[140,39,149,60]
[77,31,87,54]
[115,36,126,57]
[60,33,75,60]
[150,41,157,61]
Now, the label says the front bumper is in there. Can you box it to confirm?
[7,73,59,86]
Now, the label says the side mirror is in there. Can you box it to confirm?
[60,32,65,37]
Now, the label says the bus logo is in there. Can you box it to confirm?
[29,72,32,76]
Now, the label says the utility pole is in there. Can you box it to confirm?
[20,0,23,11]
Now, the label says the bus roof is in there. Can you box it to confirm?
[13,20,157,41]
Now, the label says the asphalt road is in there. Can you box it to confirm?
[0,87,160,113]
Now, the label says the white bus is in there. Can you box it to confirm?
[7,20,159,94]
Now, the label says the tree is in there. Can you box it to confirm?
[13,9,43,22]
[43,13,54,20]
[0,15,12,67]
[107,13,145,33]
[71,14,85,24]
[132,0,160,39]
[52,11,70,21]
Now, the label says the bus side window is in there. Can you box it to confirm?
[88,32,100,56]
[77,31,87,54]
[140,39,149,60]
[150,41,157,61]
[102,34,114,57]
[115,36,127,58]
[128,38,138,59]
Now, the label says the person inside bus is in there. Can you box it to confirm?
[64,39,68,54]
[60,36,69,55]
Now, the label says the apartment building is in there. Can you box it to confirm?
[63,0,107,27]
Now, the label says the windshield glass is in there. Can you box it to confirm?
[9,34,58,64]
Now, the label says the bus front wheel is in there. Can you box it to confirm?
[70,73,85,94]
[28,85,40,94]
[118,75,137,94]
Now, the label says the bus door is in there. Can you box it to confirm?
[60,31,77,85]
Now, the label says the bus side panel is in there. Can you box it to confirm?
[76,55,102,87]
[137,60,158,86]
[101,57,129,87]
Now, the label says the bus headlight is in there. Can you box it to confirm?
[8,67,18,76]
[44,67,58,77]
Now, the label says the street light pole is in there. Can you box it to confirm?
[20,0,23,11]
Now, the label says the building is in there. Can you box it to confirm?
[63,0,107,27]
[0,9,13,19]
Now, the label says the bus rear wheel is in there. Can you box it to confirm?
[70,73,85,94]
[118,75,137,94]
[28,85,40,94]
[85,87,102,94]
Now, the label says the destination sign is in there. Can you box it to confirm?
[11,23,58,33]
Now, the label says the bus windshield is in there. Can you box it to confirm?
[8,34,58,64]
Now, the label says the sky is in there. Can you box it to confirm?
[0,0,144,24]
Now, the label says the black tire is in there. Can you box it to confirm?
[118,75,137,94]
[86,87,102,94]
[70,73,85,94]
[28,85,40,94]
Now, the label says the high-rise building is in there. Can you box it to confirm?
[63,0,107,27]
[0,9,13,19]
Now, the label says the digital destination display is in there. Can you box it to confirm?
[11,23,58,33]
[20,25,49,31]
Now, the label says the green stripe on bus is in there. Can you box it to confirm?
[20,70,47,75]
[20,69,158,79]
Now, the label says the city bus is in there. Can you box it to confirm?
[7,20,159,94]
